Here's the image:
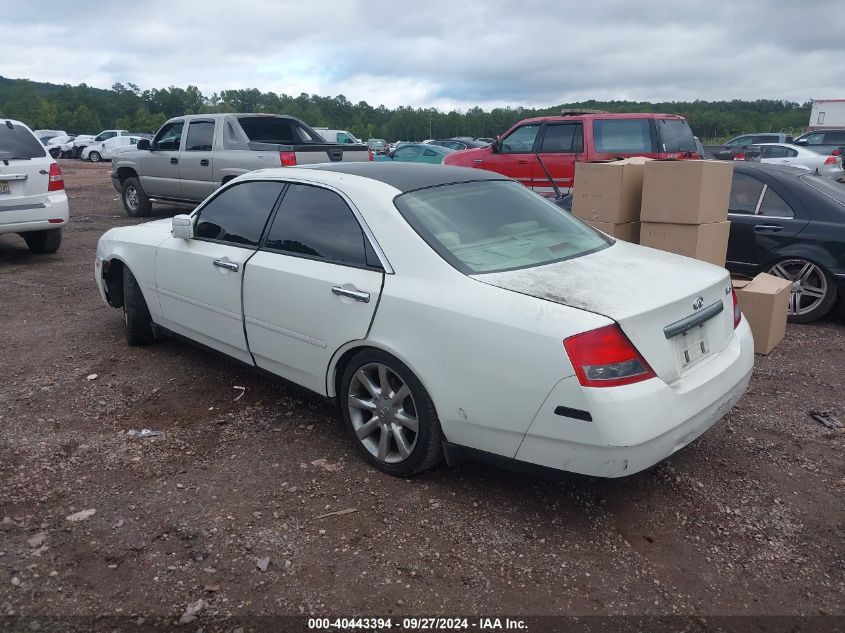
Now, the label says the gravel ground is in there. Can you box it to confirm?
[0,161,843,627]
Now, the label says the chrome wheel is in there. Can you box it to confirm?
[89,151,101,162]
[769,259,828,317]
[125,186,139,211]
[347,362,419,464]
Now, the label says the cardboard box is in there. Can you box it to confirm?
[572,157,650,224]
[732,273,791,355]
[640,221,730,266]
[583,220,640,243]
[641,160,733,224]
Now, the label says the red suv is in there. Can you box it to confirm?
[443,112,699,194]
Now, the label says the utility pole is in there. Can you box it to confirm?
[429,110,433,139]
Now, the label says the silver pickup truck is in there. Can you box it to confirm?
[111,113,370,216]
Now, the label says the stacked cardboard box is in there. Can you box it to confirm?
[639,160,734,266]
[571,157,648,243]
[731,273,792,354]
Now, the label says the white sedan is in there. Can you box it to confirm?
[82,135,143,162]
[95,164,754,478]
[752,143,843,179]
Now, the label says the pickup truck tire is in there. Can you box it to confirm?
[123,267,156,346]
[22,228,62,254]
[340,349,443,477]
[122,177,152,217]
[88,151,102,163]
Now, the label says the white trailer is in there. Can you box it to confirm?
[809,99,845,130]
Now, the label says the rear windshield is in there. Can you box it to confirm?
[593,119,654,153]
[799,173,845,206]
[394,180,609,274]
[0,123,47,160]
[657,118,696,152]
[238,117,323,144]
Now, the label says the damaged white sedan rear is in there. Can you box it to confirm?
[95,163,753,478]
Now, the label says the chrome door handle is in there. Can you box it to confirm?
[332,286,370,303]
[212,258,239,272]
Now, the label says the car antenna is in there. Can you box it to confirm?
[535,152,562,200]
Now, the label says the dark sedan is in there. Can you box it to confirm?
[428,138,489,151]
[725,163,844,322]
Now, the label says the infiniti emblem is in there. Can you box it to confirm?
[379,406,390,416]
[692,296,705,310]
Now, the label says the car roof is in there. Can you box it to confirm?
[517,112,685,125]
[292,162,508,192]
[733,162,810,178]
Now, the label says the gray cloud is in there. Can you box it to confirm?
[2,0,843,109]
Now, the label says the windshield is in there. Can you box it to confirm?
[0,123,47,160]
[394,180,610,274]
[799,173,845,206]
[657,118,696,152]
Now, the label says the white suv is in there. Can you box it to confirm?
[0,118,69,253]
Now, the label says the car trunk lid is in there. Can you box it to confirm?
[473,241,735,385]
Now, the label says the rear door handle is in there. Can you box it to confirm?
[200,159,209,166]
[212,258,239,272]
[332,286,370,303]
[754,224,784,233]
[170,157,179,164]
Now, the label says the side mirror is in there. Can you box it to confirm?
[137,139,151,150]
[172,214,193,240]
[388,150,395,158]
[794,138,808,146]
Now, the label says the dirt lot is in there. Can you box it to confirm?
[0,162,843,628]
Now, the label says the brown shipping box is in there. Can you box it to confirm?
[572,157,650,224]
[583,220,640,243]
[640,221,730,266]
[641,160,733,224]
[732,273,791,355]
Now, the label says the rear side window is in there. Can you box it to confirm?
[657,119,696,152]
[0,123,47,159]
[185,121,215,151]
[728,173,765,214]
[825,132,845,144]
[195,181,284,246]
[758,187,794,218]
[540,124,583,153]
[263,184,367,267]
[238,117,322,144]
[593,119,653,153]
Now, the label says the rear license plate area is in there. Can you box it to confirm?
[675,325,710,369]
[0,181,9,194]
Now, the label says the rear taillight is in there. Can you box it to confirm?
[564,324,656,388]
[731,287,741,328]
[47,163,64,191]
[279,151,297,167]
[368,149,374,161]
[733,152,745,161]
[832,148,841,156]
[824,155,838,165]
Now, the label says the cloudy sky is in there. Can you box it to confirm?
[2,0,843,109]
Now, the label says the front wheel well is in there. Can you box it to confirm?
[115,167,139,186]
[103,258,125,308]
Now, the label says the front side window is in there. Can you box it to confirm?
[153,122,184,151]
[394,180,609,274]
[728,173,765,214]
[802,133,825,145]
[593,119,653,153]
[423,149,438,157]
[185,121,215,151]
[0,123,47,159]
[500,124,541,154]
[540,124,583,153]
[194,181,284,246]
[758,187,794,218]
[263,184,367,267]
[657,118,695,152]
[96,131,117,142]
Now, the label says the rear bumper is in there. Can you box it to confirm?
[0,192,69,234]
[515,319,754,477]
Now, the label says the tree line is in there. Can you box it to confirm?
[0,76,811,142]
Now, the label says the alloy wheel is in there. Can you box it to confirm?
[768,259,828,317]
[347,362,419,464]
[125,186,139,211]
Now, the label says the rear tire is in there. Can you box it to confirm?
[340,349,443,477]
[22,228,62,254]
[768,258,837,323]
[123,267,156,346]
[122,177,152,217]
